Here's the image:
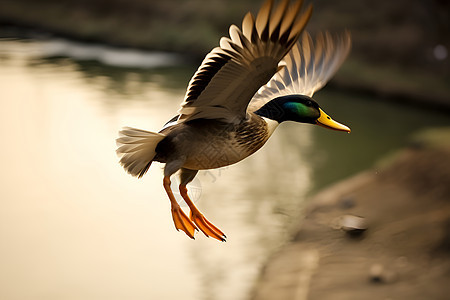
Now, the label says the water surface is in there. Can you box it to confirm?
[0,38,449,300]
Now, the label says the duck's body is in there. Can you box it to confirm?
[116,0,352,241]
[155,113,275,170]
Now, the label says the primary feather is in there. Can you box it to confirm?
[248,31,351,112]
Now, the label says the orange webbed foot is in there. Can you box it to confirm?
[171,206,198,239]
[190,210,226,242]
[179,183,227,242]
[164,176,199,239]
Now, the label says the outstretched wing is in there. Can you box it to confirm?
[177,0,313,123]
[248,31,351,112]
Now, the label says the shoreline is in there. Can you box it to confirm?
[251,127,450,300]
[1,25,449,113]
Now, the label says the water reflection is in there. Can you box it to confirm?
[0,38,449,300]
[37,38,182,68]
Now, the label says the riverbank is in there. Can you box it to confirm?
[251,127,450,300]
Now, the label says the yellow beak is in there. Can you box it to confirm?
[316,108,351,133]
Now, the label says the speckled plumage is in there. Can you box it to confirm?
[154,113,270,170]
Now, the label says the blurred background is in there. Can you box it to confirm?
[0,0,449,299]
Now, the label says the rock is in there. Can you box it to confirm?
[339,214,368,236]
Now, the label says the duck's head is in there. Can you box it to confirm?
[255,95,350,133]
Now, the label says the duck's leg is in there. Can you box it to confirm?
[163,176,198,239]
[179,168,226,242]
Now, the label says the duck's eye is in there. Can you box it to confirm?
[306,100,312,106]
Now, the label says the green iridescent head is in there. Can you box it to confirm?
[255,95,350,132]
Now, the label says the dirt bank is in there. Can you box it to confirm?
[251,128,450,300]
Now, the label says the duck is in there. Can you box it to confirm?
[116,0,351,242]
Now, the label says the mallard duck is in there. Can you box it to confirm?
[116,0,351,241]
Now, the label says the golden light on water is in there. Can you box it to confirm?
[0,42,193,299]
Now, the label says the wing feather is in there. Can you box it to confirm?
[248,31,351,112]
[269,0,289,41]
[242,12,259,44]
[279,0,303,43]
[178,0,312,123]
[256,0,273,42]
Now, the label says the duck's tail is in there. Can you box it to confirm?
[116,127,166,178]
